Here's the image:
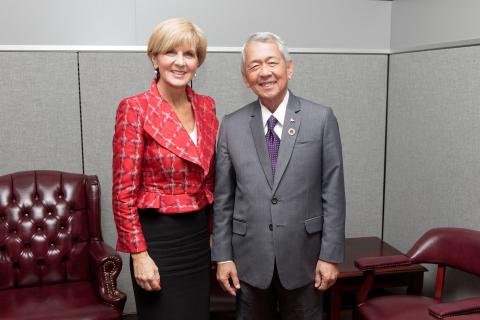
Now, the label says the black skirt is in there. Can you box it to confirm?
[131,208,210,320]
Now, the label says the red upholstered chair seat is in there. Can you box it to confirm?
[358,295,436,320]
[0,281,120,320]
[0,171,126,320]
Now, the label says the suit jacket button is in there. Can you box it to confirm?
[271,198,278,204]
[268,224,273,231]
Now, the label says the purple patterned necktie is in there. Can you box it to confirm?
[266,115,280,176]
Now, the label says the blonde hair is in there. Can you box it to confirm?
[147,18,207,66]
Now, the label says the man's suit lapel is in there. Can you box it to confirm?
[250,102,274,189]
[272,93,301,193]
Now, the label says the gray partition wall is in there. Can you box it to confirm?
[195,53,388,238]
[0,52,83,175]
[77,51,387,313]
[79,52,153,309]
[3,46,479,313]
[385,45,480,299]
[289,54,388,238]
[4,47,479,313]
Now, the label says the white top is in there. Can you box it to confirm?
[260,91,290,139]
[188,122,197,146]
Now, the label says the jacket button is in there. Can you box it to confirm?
[269,224,273,231]
[271,198,278,204]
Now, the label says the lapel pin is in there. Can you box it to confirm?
[290,118,295,123]
[288,128,296,136]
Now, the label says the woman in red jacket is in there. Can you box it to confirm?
[112,18,218,320]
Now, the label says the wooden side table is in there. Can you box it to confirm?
[327,237,426,320]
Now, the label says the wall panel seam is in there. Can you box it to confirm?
[381,54,390,241]
[77,52,85,174]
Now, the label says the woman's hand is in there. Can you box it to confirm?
[131,251,161,291]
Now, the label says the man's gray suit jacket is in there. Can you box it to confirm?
[212,92,346,290]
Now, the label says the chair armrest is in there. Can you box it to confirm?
[355,255,411,305]
[429,297,480,319]
[89,240,126,312]
[355,255,411,271]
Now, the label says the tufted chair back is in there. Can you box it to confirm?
[0,170,102,288]
[0,170,125,319]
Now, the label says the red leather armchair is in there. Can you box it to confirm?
[355,228,480,320]
[0,170,126,320]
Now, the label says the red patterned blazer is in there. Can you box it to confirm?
[112,80,218,253]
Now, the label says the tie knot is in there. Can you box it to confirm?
[267,116,278,131]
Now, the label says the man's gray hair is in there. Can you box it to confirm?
[240,32,291,76]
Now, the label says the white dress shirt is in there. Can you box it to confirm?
[260,91,289,139]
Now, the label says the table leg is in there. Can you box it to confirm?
[407,272,424,295]
[329,286,342,320]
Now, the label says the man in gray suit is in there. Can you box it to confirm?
[212,32,346,320]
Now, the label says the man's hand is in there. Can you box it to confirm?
[216,261,241,296]
[131,251,161,291]
[314,259,339,291]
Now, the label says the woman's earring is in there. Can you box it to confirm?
[154,68,160,80]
